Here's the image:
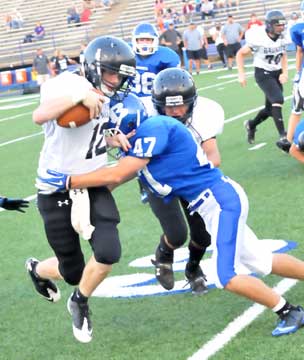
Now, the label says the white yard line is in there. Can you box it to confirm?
[188,278,298,360]
[0,111,33,123]
[0,131,43,147]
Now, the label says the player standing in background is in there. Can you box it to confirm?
[236,10,289,151]
[131,22,180,116]
[26,36,136,344]
[285,1,304,149]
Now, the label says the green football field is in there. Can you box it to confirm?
[1,60,304,360]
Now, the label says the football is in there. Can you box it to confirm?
[57,103,90,128]
[57,88,103,128]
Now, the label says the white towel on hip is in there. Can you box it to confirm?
[69,188,95,240]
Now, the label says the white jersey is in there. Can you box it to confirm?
[37,72,110,177]
[186,96,224,143]
[245,26,287,72]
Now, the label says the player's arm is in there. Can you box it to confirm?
[71,156,149,188]
[236,44,252,87]
[33,87,104,124]
[279,52,288,84]
[201,138,221,167]
[295,45,303,73]
[37,156,150,193]
[289,143,304,163]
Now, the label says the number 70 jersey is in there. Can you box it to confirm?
[245,26,287,71]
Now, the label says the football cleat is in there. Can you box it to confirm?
[185,262,208,295]
[272,306,304,336]
[67,295,93,343]
[244,120,256,144]
[25,258,61,302]
[151,259,174,290]
[276,137,291,153]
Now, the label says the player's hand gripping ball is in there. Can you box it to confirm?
[57,89,103,128]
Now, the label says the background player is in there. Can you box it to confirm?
[236,10,289,151]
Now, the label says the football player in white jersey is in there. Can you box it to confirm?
[236,10,289,151]
[25,36,136,343]
[38,68,304,338]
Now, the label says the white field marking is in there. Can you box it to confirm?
[0,94,39,103]
[0,101,37,110]
[0,194,37,212]
[0,111,32,123]
[249,143,267,150]
[0,131,43,147]
[188,278,298,360]
[224,95,292,124]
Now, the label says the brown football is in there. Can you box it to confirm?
[57,103,90,128]
[56,88,103,128]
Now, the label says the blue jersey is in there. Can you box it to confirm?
[132,46,180,98]
[127,115,223,202]
[290,22,304,51]
[293,119,304,145]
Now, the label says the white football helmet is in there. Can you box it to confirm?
[132,22,159,56]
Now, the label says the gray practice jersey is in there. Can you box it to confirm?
[37,72,110,178]
[245,26,287,72]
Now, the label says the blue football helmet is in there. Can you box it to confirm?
[108,92,148,135]
[132,22,159,56]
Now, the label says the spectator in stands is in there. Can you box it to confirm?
[80,7,92,22]
[102,0,113,9]
[246,13,263,31]
[34,21,45,41]
[182,0,194,24]
[227,0,240,11]
[51,50,77,75]
[215,0,227,12]
[194,0,201,14]
[209,22,226,67]
[222,14,244,70]
[11,9,24,29]
[156,14,165,33]
[154,0,165,17]
[67,6,81,25]
[159,21,184,67]
[82,0,96,9]
[170,8,181,25]
[201,0,215,21]
[32,48,51,86]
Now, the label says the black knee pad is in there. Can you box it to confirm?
[59,260,84,286]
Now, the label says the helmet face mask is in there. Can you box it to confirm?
[84,36,136,98]
[132,23,159,56]
[152,68,197,124]
[265,10,286,36]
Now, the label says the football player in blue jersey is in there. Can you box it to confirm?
[38,68,304,337]
[131,22,180,116]
[0,196,28,212]
[131,22,180,203]
[285,1,304,149]
[289,118,304,163]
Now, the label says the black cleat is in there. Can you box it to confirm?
[151,259,174,290]
[25,257,61,302]
[185,263,208,295]
[67,295,93,343]
[244,120,256,144]
[276,137,291,153]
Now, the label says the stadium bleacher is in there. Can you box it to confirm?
[0,0,300,69]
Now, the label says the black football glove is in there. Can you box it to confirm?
[0,197,29,213]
